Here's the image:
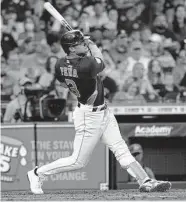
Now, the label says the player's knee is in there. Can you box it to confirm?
[69,156,87,169]
[72,158,87,170]
[111,140,135,168]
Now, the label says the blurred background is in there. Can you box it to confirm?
[1,0,186,191]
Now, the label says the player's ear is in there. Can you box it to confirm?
[69,46,75,53]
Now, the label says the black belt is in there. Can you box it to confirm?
[77,102,107,112]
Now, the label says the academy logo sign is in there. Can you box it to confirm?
[0,136,27,182]
[135,125,173,137]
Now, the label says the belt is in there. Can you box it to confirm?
[77,102,107,112]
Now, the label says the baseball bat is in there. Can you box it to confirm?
[44,2,72,31]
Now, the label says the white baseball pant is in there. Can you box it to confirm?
[37,103,149,184]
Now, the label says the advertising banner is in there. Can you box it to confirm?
[1,123,108,191]
[116,122,186,188]
[119,122,186,137]
[1,124,34,190]
[36,123,108,190]
[110,105,186,115]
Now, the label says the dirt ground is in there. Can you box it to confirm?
[1,189,186,201]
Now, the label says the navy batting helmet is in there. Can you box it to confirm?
[60,30,85,47]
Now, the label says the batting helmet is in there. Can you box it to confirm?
[60,30,85,47]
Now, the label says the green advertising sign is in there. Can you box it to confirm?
[1,123,108,191]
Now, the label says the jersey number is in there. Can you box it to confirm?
[65,79,80,97]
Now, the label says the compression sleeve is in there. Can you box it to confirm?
[89,57,105,77]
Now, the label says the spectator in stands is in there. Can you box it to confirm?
[150,0,165,24]
[172,0,185,7]
[172,4,186,42]
[140,26,152,55]
[159,73,180,103]
[102,26,118,44]
[55,0,70,13]
[30,0,45,18]
[18,16,46,48]
[129,29,141,42]
[87,0,109,29]
[182,39,186,51]
[1,0,30,22]
[173,49,186,85]
[117,0,149,33]
[20,41,50,83]
[121,40,150,79]
[89,27,103,47]
[67,0,84,20]
[2,7,24,41]
[123,63,157,100]
[128,143,155,182]
[157,39,176,71]
[109,30,129,66]
[148,59,164,95]
[113,82,145,104]
[104,31,129,90]
[178,50,186,89]
[164,0,174,30]
[19,36,36,55]
[6,51,21,81]
[62,6,79,29]
[1,20,18,59]
[30,56,57,90]
[3,77,32,123]
[1,56,17,100]
[104,7,118,30]
[148,33,163,58]
[46,32,66,58]
[152,14,177,41]
[148,34,176,71]
[78,11,90,33]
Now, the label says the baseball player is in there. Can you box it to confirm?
[27,30,171,194]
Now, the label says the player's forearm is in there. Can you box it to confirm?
[86,39,104,61]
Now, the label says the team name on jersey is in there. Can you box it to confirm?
[60,66,78,78]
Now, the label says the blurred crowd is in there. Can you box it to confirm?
[1,0,186,122]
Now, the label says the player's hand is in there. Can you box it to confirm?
[60,82,68,88]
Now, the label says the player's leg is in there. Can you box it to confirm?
[37,110,104,174]
[100,109,149,185]
[100,109,171,192]
[28,108,105,194]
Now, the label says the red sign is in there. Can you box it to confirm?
[1,124,34,190]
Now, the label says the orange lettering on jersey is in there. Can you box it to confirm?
[60,66,78,78]
[68,67,72,77]
[73,69,78,78]
[60,67,64,75]
[64,67,68,76]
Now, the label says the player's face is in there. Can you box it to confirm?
[72,41,89,55]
